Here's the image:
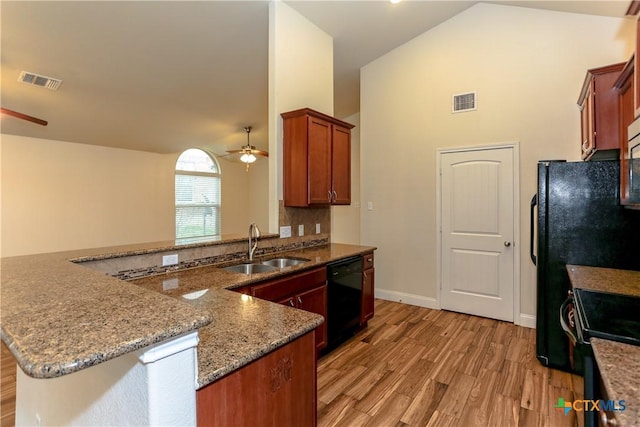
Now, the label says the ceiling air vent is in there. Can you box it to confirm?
[18,71,63,91]
[452,91,476,113]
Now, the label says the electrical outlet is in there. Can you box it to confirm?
[280,225,292,238]
[367,201,374,211]
[163,278,179,291]
[298,224,304,236]
[316,223,321,234]
[162,254,179,266]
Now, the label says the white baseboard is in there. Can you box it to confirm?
[375,288,537,329]
[375,288,439,310]
[517,313,536,329]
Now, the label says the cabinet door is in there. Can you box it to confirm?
[331,125,351,205]
[361,267,375,325]
[196,332,316,427]
[581,82,595,159]
[307,116,332,205]
[297,285,328,351]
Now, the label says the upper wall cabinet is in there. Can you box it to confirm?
[578,62,625,161]
[281,108,355,207]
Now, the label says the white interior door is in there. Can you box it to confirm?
[440,147,515,322]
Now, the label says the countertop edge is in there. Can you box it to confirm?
[196,315,323,389]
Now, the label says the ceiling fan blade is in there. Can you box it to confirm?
[1,107,48,126]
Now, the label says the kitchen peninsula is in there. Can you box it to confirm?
[1,236,375,426]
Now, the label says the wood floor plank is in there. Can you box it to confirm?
[364,392,412,427]
[520,368,549,416]
[353,369,405,416]
[433,370,476,419]
[399,379,447,426]
[318,364,368,405]
[317,393,357,427]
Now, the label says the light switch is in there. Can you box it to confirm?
[298,224,304,236]
[316,223,321,234]
[367,201,373,211]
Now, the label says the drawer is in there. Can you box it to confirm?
[251,267,326,302]
[363,252,374,270]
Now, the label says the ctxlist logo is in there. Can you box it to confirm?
[554,397,626,415]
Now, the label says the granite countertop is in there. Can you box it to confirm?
[0,251,211,379]
[1,240,374,389]
[131,243,376,388]
[590,338,640,426]
[567,265,640,426]
[566,265,640,297]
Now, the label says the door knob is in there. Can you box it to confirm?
[504,241,512,247]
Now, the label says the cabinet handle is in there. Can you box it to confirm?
[367,258,372,262]
[297,296,303,304]
[328,191,332,201]
[333,190,337,200]
[289,299,295,307]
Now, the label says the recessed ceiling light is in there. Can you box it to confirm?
[390,0,402,3]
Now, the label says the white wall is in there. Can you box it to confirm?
[0,134,265,257]
[360,3,634,320]
[268,1,333,233]
[331,112,361,244]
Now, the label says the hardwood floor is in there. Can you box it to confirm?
[1,341,16,427]
[0,299,581,427]
[317,299,582,427]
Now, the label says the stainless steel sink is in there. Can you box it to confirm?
[261,257,310,268]
[222,263,278,274]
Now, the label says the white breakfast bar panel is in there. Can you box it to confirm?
[15,331,199,426]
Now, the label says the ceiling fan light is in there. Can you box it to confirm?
[240,153,257,163]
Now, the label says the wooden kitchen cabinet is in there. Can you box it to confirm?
[277,285,327,351]
[360,252,375,326]
[578,62,625,160]
[196,331,316,427]
[249,267,328,352]
[282,108,355,207]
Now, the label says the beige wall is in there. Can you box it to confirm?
[360,3,634,322]
[268,1,333,233]
[1,134,175,256]
[331,112,361,244]
[0,134,267,257]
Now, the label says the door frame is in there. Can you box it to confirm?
[436,142,521,325]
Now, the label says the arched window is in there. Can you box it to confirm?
[175,149,221,239]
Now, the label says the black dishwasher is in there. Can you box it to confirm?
[326,256,363,352]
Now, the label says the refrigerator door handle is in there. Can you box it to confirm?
[530,194,537,265]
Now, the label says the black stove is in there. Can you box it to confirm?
[570,288,640,427]
[573,289,640,346]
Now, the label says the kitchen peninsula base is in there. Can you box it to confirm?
[15,332,198,426]
[196,332,316,426]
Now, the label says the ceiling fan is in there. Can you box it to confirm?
[224,126,268,171]
[0,107,48,126]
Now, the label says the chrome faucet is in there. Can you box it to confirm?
[248,223,261,261]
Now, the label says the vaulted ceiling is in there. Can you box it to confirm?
[0,1,631,155]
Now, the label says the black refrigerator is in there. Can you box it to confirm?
[532,160,640,373]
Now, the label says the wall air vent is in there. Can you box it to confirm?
[452,91,476,113]
[18,71,63,91]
